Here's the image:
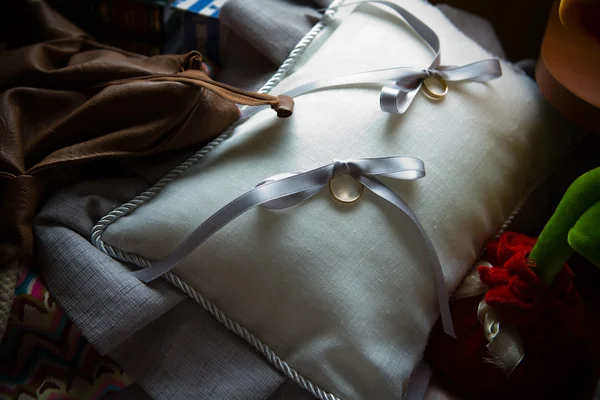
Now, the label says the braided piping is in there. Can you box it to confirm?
[92,2,345,400]
[165,273,339,400]
[257,0,345,95]
[96,237,339,400]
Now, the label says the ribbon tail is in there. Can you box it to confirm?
[257,172,321,210]
[261,186,323,210]
[357,174,456,337]
[281,67,423,105]
[404,360,433,400]
[436,59,502,82]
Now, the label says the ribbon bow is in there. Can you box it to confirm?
[246,1,502,118]
[379,60,502,114]
[132,156,455,337]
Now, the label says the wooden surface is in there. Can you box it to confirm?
[536,0,600,134]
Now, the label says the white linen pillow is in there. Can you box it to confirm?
[95,1,572,399]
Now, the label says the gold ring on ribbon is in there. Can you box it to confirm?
[328,175,364,204]
[422,77,448,100]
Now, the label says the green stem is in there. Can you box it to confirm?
[529,167,600,285]
[568,201,600,268]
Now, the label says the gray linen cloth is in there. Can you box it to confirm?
[35,2,508,399]
[36,173,286,400]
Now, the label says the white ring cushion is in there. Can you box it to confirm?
[100,0,573,398]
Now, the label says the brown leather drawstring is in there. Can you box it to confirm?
[184,53,203,71]
[98,69,294,118]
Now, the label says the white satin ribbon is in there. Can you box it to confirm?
[133,156,456,337]
[369,0,502,113]
[456,262,525,375]
[477,299,525,376]
[241,1,502,118]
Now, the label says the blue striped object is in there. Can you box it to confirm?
[173,0,226,18]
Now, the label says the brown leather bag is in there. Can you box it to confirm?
[0,1,293,270]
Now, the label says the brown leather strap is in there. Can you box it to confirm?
[99,70,295,118]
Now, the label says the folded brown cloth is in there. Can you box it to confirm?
[0,0,292,334]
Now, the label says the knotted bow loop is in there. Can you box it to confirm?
[332,159,352,177]
[131,156,455,337]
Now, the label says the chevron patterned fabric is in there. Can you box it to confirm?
[0,265,132,399]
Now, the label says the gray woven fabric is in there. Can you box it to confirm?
[218,0,330,90]
[0,263,18,340]
[220,0,325,65]
[269,381,315,400]
[35,178,186,354]
[110,299,283,399]
[35,176,286,400]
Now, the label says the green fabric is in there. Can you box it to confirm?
[530,167,600,284]
[569,201,600,268]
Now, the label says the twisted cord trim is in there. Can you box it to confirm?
[95,239,339,400]
[92,2,345,400]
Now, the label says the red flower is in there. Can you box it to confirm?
[425,232,594,400]
[479,232,584,331]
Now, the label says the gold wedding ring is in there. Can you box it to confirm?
[422,77,448,100]
[328,175,364,204]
